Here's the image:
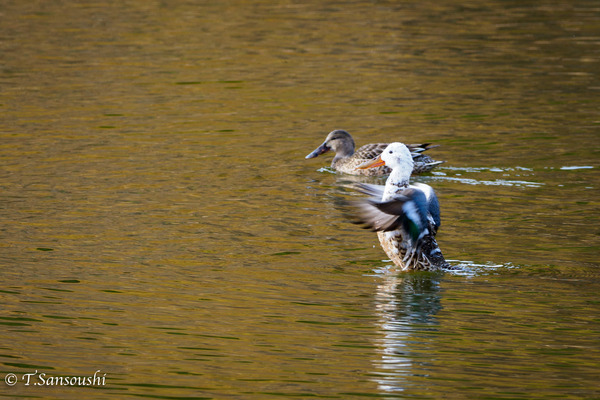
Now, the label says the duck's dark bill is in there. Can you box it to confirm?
[305,143,330,159]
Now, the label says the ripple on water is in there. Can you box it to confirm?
[428,167,544,188]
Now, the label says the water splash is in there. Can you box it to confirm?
[316,167,336,174]
[445,259,514,276]
[366,260,511,277]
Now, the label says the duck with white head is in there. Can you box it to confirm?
[351,142,449,271]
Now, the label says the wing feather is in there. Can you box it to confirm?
[351,188,431,243]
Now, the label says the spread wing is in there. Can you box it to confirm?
[411,182,441,231]
[351,186,431,243]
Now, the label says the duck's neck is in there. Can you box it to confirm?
[331,146,354,168]
[382,168,410,201]
[331,154,345,167]
[335,140,355,159]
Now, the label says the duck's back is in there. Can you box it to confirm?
[334,143,391,175]
[356,143,388,159]
[334,142,442,176]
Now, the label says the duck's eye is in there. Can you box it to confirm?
[388,150,393,154]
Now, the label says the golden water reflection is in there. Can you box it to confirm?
[1,0,599,399]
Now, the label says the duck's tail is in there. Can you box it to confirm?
[413,159,444,174]
[396,232,448,271]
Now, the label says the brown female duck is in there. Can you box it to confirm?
[305,129,443,176]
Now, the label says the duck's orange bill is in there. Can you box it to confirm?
[358,155,386,169]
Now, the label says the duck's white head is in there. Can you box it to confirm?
[359,142,415,196]
[359,142,414,177]
[380,142,414,171]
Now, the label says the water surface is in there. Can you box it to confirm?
[1,1,599,399]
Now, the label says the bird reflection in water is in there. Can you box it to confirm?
[371,270,443,393]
